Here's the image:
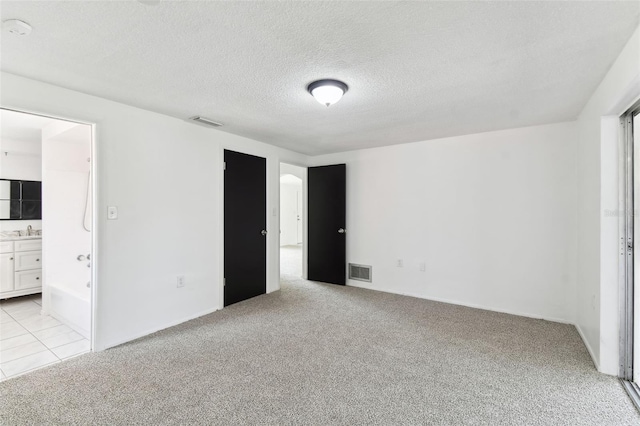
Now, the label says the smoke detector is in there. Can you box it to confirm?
[3,19,32,36]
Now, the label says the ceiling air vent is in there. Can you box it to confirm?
[189,116,223,128]
[349,263,372,283]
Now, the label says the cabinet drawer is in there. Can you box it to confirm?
[14,250,42,271]
[0,241,13,254]
[14,239,42,252]
[14,269,42,290]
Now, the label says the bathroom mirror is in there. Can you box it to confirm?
[0,179,41,220]
[0,180,10,199]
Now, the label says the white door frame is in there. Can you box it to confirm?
[0,106,98,353]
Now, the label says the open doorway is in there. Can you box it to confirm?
[0,108,94,380]
[279,163,305,279]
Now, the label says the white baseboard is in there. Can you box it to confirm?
[96,306,219,351]
[575,324,601,371]
[347,281,572,324]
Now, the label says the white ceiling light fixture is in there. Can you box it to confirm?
[3,19,32,37]
[307,79,349,107]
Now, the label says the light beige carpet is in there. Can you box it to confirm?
[1,274,638,425]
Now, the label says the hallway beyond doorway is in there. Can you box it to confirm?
[280,245,302,278]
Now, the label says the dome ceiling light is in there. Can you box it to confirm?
[307,79,349,107]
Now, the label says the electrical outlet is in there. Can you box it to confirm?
[107,206,118,220]
[396,259,403,267]
[419,262,426,272]
[177,275,185,288]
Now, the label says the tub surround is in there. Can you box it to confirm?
[48,284,90,339]
[1,229,90,343]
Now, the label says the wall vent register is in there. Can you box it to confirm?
[349,263,372,283]
[189,116,223,128]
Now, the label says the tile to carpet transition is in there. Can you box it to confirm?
[1,350,59,378]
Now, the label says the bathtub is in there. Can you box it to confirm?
[48,283,91,339]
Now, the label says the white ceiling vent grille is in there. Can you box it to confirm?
[349,263,372,283]
[189,116,223,127]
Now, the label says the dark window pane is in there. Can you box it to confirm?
[21,200,41,219]
[10,200,21,219]
[22,181,41,200]
[10,181,21,200]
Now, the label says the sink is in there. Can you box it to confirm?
[0,231,42,241]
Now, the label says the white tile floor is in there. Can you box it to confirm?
[0,294,90,381]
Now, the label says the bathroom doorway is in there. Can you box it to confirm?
[0,108,94,380]
[279,163,306,280]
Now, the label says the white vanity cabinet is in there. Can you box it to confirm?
[0,250,14,293]
[0,238,42,299]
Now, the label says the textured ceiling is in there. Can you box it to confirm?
[1,1,639,155]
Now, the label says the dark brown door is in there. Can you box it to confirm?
[224,150,267,306]
[308,164,346,285]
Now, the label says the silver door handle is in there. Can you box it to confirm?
[338,228,346,234]
[261,230,268,236]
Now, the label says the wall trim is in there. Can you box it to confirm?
[576,323,601,372]
[347,281,572,324]
[96,306,219,351]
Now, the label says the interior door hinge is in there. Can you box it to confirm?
[223,278,226,287]
[223,161,226,171]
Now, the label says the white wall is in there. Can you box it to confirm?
[0,137,42,232]
[576,25,640,375]
[0,138,41,180]
[1,72,308,351]
[280,175,302,246]
[310,122,578,323]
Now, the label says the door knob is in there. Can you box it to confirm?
[338,228,346,234]
[261,230,268,236]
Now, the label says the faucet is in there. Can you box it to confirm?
[27,225,32,236]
